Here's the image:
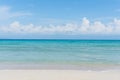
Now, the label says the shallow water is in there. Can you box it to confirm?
[0,39,120,70]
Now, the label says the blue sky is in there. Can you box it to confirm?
[0,0,120,39]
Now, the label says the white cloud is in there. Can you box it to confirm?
[1,17,120,35]
[0,6,31,20]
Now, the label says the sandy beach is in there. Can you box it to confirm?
[0,70,119,80]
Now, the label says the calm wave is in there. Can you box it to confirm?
[0,39,120,70]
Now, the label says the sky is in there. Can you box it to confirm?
[0,0,120,39]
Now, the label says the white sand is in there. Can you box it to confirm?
[0,70,120,80]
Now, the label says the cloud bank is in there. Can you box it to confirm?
[0,17,120,35]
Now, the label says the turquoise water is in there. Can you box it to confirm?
[0,39,120,68]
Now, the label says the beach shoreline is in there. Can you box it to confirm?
[0,63,120,71]
[0,40,120,80]
[0,70,119,80]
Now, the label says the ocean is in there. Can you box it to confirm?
[0,39,120,70]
